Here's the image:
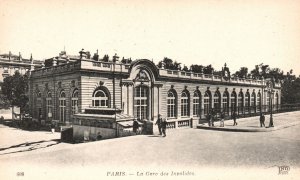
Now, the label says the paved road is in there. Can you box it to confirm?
[0,120,299,180]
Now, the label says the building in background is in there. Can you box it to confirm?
[0,51,43,119]
[28,49,281,140]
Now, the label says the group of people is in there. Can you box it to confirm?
[207,110,229,127]
[207,110,237,127]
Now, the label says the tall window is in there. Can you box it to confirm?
[167,90,177,118]
[46,92,52,120]
[92,88,109,107]
[238,92,244,114]
[245,92,250,113]
[251,92,256,113]
[204,91,211,116]
[71,89,79,114]
[223,91,229,115]
[213,91,221,110]
[193,91,201,116]
[36,91,42,119]
[59,91,66,122]
[266,92,270,112]
[231,91,237,112]
[181,91,189,117]
[134,86,148,120]
[257,92,261,112]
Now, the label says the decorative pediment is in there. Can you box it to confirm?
[135,70,150,82]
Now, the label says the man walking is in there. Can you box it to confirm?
[161,118,167,137]
[155,114,162,135]
[260,113,265,127]
[232,111,238,126]
[220,111,225,127]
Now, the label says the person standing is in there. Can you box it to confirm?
[260,113,265,127]
[207,113,212,127]
[161,118,167,137]
[220,111,225,127]
[232,111,238,126]
[155,114,163,135]
[133,118,139,134]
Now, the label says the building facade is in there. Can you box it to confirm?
[0,51,43,119]
[29,52,281,132]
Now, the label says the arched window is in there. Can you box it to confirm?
[167,90,177,118]
[92,88,109,108]
[193,91,201,117]
[257,92,261,112]
[238,92,244,114]
[46,92,52,119]
[251,92,256,113]
[59,91,66,122]
[71,89,79,114]
[231,91,237,112]
[213,91,221,110]
[181,91,190,117]
[245,92,250,113]
[134,86,148,120]
[223,91,229,115]
[204,91,211,116]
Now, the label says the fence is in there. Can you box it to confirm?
[197,103,300,122]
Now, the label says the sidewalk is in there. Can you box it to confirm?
[197,111,300,132]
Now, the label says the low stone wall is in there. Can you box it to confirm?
[73,125,116,142]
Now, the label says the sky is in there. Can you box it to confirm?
[1,0,300,75]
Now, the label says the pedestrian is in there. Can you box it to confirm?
[220,111,225,127]
[232,111,238,126]
[155,114,163,135]
[133,118,139,134]
[211,109,215,127]
[161,118,167,137]
[260,113,265,127]
[207,113,212,127]
[51,122,55,133]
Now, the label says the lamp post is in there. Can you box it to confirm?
[265,80,275,127]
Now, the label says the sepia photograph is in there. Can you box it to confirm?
[0,0,300,179]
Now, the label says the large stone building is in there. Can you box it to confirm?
[0,51,43,82]
[0,51,43,119]
[28,50,281,139]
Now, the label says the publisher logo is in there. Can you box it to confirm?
[278,166,290,175]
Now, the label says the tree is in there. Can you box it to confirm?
[1,71,29,118]
[190,64,204,73]
[233,67,248,78]
[157,57,181,70]
[203,65,214,74]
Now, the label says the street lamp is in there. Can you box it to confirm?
[265,80,275,127]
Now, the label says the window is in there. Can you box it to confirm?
[266,92,270,111]
[245,92,250,113]
[213,91,221,110]
[92,89,109,108]
[251,92,256,113]
[223,92,229,115]
[134,86,148,120]
[71,89,79,114]
[257,92,261,112]
[3,67,9,73]
[181,91,189,117]
[46,92,52,119]
[238,92,244,114]
[231,91,237,112]
[167,90,177,118]
[274,93,279,110]
[204,91,211,116]
[193,91,201,116]
[59,91,66,122]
